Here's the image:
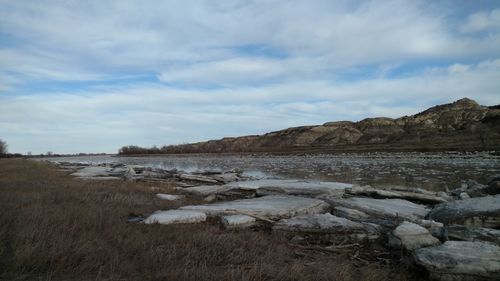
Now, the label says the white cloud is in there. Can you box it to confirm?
[158,58,286,85]
[158,57,332,85]
[1,58,499,154]
[0,49,104,81]
[460,8,500,33]
[1,1,500,153]
[447,63,470,74]
[0,73,20,92]
[0,0,499,83]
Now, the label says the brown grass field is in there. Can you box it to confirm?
[0,159,423,281]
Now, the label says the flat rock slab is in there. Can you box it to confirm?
[273,214,379,238]
[143,210,207,225]
[221,215,256,228]
[326,197,429,222]
[388,221,440,251]
[414,241,500,281]
[427,195,500,228]
[180,195,330,220]
[156,194,185,200]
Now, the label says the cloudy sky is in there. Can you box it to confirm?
[1,0,499,154]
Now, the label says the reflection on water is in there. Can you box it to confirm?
[43,152,500,192]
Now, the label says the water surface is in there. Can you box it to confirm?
[42,152,500,192]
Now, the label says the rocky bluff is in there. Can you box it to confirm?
[162,98,500,153]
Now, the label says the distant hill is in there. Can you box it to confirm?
[119,98,500,154]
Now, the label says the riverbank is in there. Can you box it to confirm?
[117,99,500,155]
[0,159,417,281]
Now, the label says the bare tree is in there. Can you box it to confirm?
[0,139,7,155]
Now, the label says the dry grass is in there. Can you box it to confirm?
[0,159,422,281]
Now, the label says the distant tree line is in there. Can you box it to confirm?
[119,145,160,155]
[117,141,267,155]
[118,145,187,155]
[0,139,23,158]
[118,144,214,155]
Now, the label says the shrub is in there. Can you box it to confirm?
[0,139,7,156]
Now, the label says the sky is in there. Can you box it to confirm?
[1,0,500,154]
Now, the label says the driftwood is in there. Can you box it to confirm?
[326,243,361,250]
[289,243,361,253]
[350,249,360,260]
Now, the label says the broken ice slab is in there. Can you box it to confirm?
[211,173,241,184]
[325,197,430,222]
[346,186,446,204]
[227,179,353,197]
[181,179,354,198]
[225,179,302,190]
[221,215,256,228]
[273,213,380,242]
[387,221,440,251]
[143,209,207,225]
[180,195,330,220]
[178,174,220,184]
[155,193,185,200]
[414,241,500,281]
[71,166,134,178]
[72,166,114,177]
[427,195,500,228]
[332,206,370,220]
[446,225,500,245]
[181,185,232,196]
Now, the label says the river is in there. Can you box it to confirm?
[41,152,500,192]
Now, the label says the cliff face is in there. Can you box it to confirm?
[162,98,500,153]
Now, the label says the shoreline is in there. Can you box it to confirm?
[0,158,421,281]
[30,149,500,158]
